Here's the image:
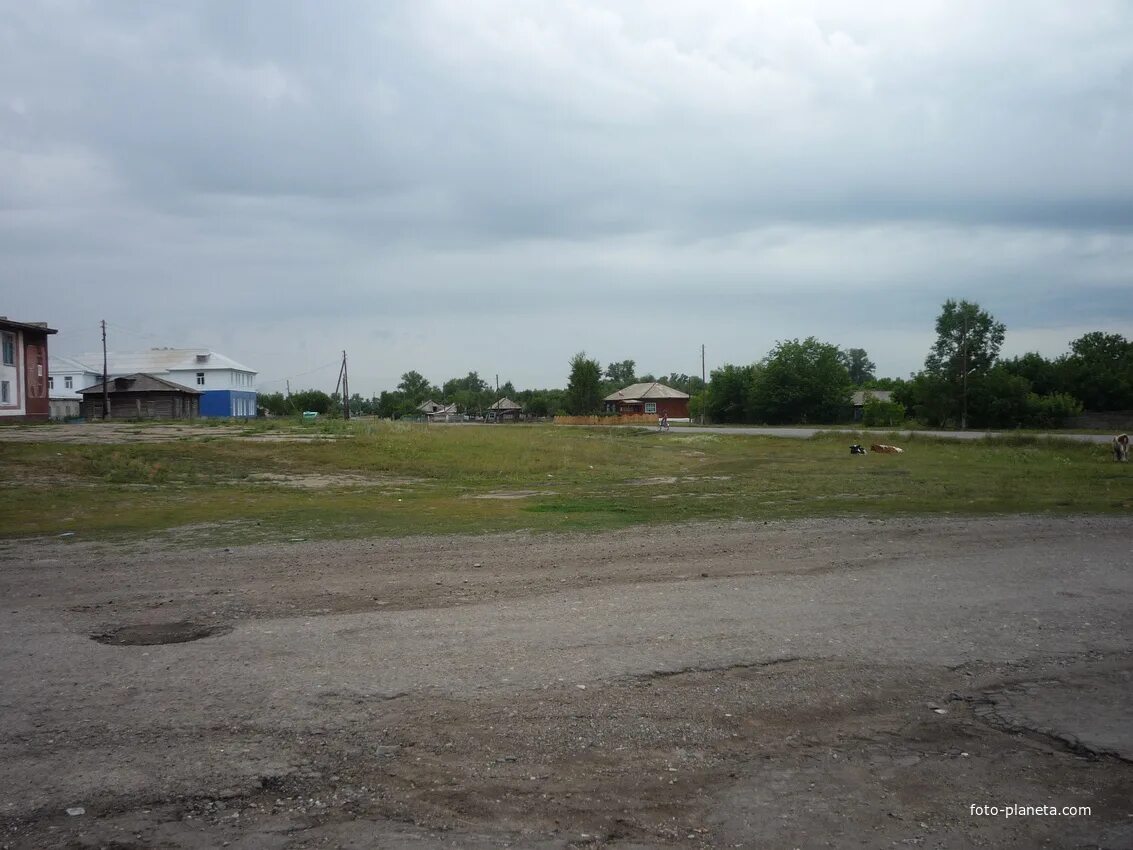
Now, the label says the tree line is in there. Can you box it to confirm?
[260,300,1132,428]
[702,300,1132,428]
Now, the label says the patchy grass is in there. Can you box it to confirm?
[0,422,1128,544]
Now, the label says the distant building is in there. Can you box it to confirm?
[59,348,257,417]
[48,354,101,420]
[604,382,690,419]
[0,317,57,423]
[485,397,522,422]
[79,374,201,420]
[851,390,894,422]
[417,399,460,421]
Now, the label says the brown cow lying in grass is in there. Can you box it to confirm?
[1116,434,1130,462]
[870,444,904,454]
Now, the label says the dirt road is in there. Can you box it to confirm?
[1,516,1131,848]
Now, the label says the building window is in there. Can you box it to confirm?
[48,376,54,390]
[644,402,657,413]
[196,372,205,386]
[1,333,14,366]
[64,376,73,389]
[1,381,9,403]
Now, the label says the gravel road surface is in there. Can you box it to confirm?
[1,516,1130,848]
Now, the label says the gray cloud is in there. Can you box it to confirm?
[3,1,1132,391]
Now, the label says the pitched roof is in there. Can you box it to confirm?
[64,348,256,374]
[49,354,101,374]
[487,397,522,410]
[851,390,894,406]
[604,381,690,402]
[78,373,202,395]
[417,400,458,414]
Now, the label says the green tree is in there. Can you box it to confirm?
[1001,352,1060,397]
[749,338,853,424]
[604,360,637,387]
[291,389,333,414]
[924,299,1006,428]
[705,364,758,424]
[840,348,876,386]
[1057,332,1133,411]
[397,371,437,405]
[258,391,289,415]
[566,352,603,415]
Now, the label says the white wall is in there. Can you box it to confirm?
[48,369,99,399]
[0,328,25,416]
[166,368,257,390]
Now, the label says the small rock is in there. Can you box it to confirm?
[66,807,85,816]
[933,708,948,715]
[58,532,76,538]
[472,563,483,568]
[576,684,587,690]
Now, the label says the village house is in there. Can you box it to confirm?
[79,374,201,420]
[851,390,894,422]
[604,381,690,420]
[416,399,460,421]
[57,348,257,417]
[485,397,522,422]
[0,317,57,423]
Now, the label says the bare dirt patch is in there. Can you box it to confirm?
[244,472,415,489]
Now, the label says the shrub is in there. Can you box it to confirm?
[862,398,906,427]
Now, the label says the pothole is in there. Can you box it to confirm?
[91,621,231,646]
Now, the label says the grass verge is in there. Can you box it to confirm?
[1,421,1129,545]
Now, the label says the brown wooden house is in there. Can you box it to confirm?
[486,397,523,422]
[79,373,201,420]
[604,382,690,419]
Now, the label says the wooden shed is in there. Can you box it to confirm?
[485,397,523,422]
[79,373,201,420]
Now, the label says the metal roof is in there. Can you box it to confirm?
[851,390,894,406]
[487,397,522,410]
[78,373,202,394]
[63,348,256,374]
[49,354,101,374]
[604,381,690,402]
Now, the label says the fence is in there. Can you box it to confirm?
[553,414,662,426]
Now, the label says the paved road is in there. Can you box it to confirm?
[2,516,1131,848]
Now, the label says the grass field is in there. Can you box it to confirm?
[1,419,1129,544]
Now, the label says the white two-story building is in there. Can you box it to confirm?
[50,348,258,418]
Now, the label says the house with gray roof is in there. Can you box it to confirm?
[604,382,690,419]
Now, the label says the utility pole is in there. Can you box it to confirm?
[333,351,350,420]
[700,344,706,426]
[101,319,110,420]
[342,350,350,420]
[960,315,969,430]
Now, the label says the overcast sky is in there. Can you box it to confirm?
[4,1,1132,395]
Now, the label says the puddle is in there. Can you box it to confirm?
[91,621,231,646]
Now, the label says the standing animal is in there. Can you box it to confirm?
[1115,434,1130,462]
